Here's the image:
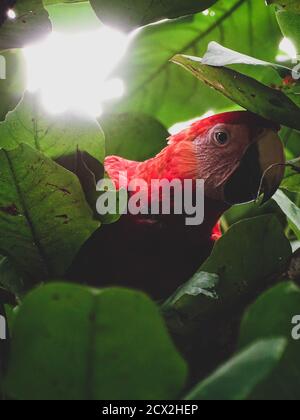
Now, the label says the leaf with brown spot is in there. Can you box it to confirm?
[0,144,99,287]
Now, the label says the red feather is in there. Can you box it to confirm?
[67,111,272,298]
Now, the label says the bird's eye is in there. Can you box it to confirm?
[214,131,229,145]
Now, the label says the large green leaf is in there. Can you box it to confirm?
[0,50,26,122]
[163,215,292,334]
[0,93,105,166]
[0,0,51,51]
[0,144,99,286]
[114,0,281,127]
[239,282,300,400]
[0,93,105,214]
[90,0,218,31]
[185,338,287,400]
[171,54,300,130]
[5,283,187,400]
[100,112,168,160]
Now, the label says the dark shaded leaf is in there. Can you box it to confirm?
[164,215,291,334]
[288,248,300,284]
[165,272,219,308]
[90,0,218,31]
[185,338,287,400]
[202,41,290,77]
[0,257,24,296]
[0,0,51,51]
[100,112,168,160]
[239,282,300,400]
[0,1,17,26]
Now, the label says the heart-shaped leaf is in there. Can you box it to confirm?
[5,283,188,400]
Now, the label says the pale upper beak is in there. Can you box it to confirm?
[224,127,285,205]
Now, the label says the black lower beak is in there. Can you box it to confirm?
[224,129,285,205]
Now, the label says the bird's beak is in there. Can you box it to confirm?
[224,128,285,205]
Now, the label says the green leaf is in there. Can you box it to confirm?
[281,174,300,193]
[164,215,292,333]
[0,93,105,166]
[268,0,300,54]
[282,128,300,160]
[171,54,300,131]
[239,282,300,400]
[165,272,219,308]
[45,1,101,33]
[0,144,99,286]
[273,190,300,238]
[267,0,300,13]
[0,50,26,122]
[63,149,103,212]
[0,0,52,51]
[276,10,300,54]
[90,0,218,31]
[114,0,281,127]
[0,257,24,296]
[5,283,187,400]
[100,112,168,160]
[185,338,287,400]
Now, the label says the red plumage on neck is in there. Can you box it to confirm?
[105,140,198,188]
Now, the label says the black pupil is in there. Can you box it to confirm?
[216,131,228,144]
